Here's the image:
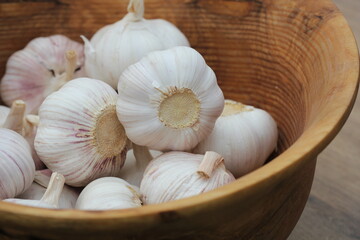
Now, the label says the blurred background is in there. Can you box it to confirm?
[289,0,360,239]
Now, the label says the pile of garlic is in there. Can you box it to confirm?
[0,0,278,211]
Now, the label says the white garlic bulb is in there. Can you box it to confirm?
[0,128,35,200]
[75,177,142,210]
[0,105,10,126]
[0,35,85,114]
[4,172,65,209]
[17,169,79,209]
[35,78,129,187]
[0,100,44,169]
[140,151,235,204]
[117,46,224,151]
[82,0,189,88]
[119,145,162,187]
[194,100,278,178]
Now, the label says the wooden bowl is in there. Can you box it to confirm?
[0,0,358,239]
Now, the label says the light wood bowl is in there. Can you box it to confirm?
[0,0,359,239]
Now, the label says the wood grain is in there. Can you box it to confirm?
[0,0,358,239]
[289,0,360,239]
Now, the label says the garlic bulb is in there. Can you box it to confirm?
[117,46,224,151]
[4,172,65,209]
[82,0,189,88]
[194,100,278,178]
[35,78,129,187]
[17,169,79,208]
[0,105,10,126]
[0,35,85,114]
[119,145,162,187]
[0,128,35,200]
[0,100,44,169]
[75,177,142,210]
[140,151,235,204]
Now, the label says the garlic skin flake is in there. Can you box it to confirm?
[0,128,35,200]
[0,105,10,126]
[0,35,85,114]
[117,46,224,151]
[82,0,189,89]
[75,177,142,210]
[4,172,65,209]
[35,78,129,187]
[17,169,79,209]
[140,151,235,204]
[194,100,278,178]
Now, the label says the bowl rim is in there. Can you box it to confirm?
[0,0,359,226]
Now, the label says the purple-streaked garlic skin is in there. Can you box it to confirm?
[0,128,35,200]
[140,151,235,205]
[17,170,79,208]
[0,34,85,114]
[35,78,128,187]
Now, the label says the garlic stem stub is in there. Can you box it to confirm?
[82,0,189,89]
[0,128,35,200]
[0,35,85,114]
[35,78,129,187]
[194,100,278,178]
[140,151,235,204]
[75,177,142,210]
[17,169,79,209]
[117,46,224,151]
[4,172,65,209]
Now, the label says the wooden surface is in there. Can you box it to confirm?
[289,0,360,239]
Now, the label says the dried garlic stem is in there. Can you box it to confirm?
[40,172,65,208]
[132,143,153,169]
[23,114,39,137]
[127,0,144,20]
[197,151,224,178]
[2,100,26,134]
[65,50,77,82]
[34,169,52,188]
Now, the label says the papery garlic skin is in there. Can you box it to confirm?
[4,172,65,209]
[0,35,85,114]
[140,151,235,204]
[117,46,224,151]
[194,100,278,178]
[35,78,128,187]
[119,148,162,187]
[17,170,79,208]
[0,128,35,200]
[82,0,189,88]
[75,177,142,210]
[0,105,10,126]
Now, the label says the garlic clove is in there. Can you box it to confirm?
[140,151,235,204]
[4,172,65,209]
[75,177,142,210]
[194,100,278,178]
[0,128,35,200]
[83,0,189,89]
[116,46,224,151]
[35,78,129,187]
[0,35,85,114]
[119,146,162,187]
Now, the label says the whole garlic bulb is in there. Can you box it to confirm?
[35,78,129,187]
[4,172,65,209]
[82,0,189,88]
[140,151,235,204]
[194,100,278,178]
[119,145,162,187]
[0,128,35,200]
[17,169,79,209]
[0,100,44,170]
[117,46,224,151]
[75,177,142,210]
[0,35,85,114]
